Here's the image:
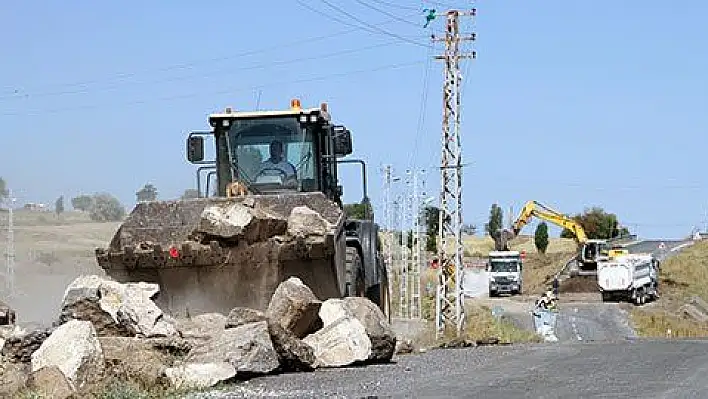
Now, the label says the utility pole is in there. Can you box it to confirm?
[410,168,426,319]
[3,190,16,297]
[381,165,394,310]
[432,9,476,338]
[398,189,408,318]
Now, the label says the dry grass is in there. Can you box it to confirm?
[523,252,576,295]
[456,235,577,258]
[630,240,708,338]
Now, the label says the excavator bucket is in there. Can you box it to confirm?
[95,192,348,317]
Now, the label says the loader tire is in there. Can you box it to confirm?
[345,246,365,298]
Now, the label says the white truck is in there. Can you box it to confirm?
[486,250,523,297]
[597,253,660,305]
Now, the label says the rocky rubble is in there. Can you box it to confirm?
[0,275,396,396]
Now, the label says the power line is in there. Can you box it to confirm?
[314,0,431,49]
[352,0,422,27]
[2,60,424,116]
[1,12,423,98]
[0,42,402,101]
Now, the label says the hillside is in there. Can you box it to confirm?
[630,240,708,337]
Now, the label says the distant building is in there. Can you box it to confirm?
[23,203,47,211]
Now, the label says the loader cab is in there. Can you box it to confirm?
[187,100,353,201]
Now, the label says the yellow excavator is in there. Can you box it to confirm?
[493,200,627,270]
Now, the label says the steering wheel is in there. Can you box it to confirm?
[255,168,290,181]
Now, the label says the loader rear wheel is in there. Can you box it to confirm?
[345,246,365,297]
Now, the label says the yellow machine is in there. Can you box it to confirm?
[493,200,619,270]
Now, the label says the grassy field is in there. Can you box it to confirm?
[630,240,708,338]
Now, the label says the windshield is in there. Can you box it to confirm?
[489,260,519,273]
[227,116,317,191]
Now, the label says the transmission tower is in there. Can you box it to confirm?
[3,190,16,297]
[433,9,477,338]
[381,164,395,312]
[398,176,411,318]
[410,168,426,319]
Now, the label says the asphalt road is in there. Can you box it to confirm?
[189,339,708,398]
[625,239,693,260]
[555,302,636,342]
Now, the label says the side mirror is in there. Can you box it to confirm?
[333,126,353,157]
[187,136,204,163]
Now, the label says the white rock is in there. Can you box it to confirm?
[303,316,371,368]
[164,362,236,390]
[287,206,333,237]
[30,320,104,390]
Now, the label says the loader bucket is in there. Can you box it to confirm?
[95,192,347,317]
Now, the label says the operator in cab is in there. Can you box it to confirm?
[257,140,297,180]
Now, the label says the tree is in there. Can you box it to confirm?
[55,196,64,215]
[89,193,126,222]
[71,195,94,211]
[181,189,200,200]
[534,222,549,254]
[406,230,414,250]
[343,202,372,220]
[559,207,629,240]
[484,203,504,237]
[422,205,441,252]
[136,183,158,202]
[0,177,8,202]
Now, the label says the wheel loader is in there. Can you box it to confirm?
[95,99,390,320]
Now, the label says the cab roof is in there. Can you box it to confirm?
[208,100,332,122]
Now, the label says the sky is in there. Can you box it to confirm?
[1,0,706,240]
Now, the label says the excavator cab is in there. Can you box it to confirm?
[579,239,609,267]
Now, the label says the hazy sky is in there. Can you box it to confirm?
[1,1,706,239]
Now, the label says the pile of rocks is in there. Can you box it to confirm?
[0,275,396,397]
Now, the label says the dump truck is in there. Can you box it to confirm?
[486,250,523,296]
[597,253,659,305]
[95,99,390,320]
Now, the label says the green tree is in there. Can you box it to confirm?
[343,202,372,220]
[406,230,414,250]
[422,205,441,252]
[136,183,158,202]
[89,193,126,222]
[534,221,549,254]
[181,188,200,200]
[71,195,94,211]
[560,207,628,239]
[0,177,8,202]
[484,203,504,237]
[55,196,64,215]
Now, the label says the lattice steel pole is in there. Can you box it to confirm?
[398,190,408,318]
[4,190,16,297]
[410,168,425,319]
[433,9,477,338]
[381,165,394,310]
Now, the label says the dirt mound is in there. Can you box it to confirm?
[559,276,598,293]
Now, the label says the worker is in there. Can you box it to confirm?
[257,140,297,179]
[552,277,559,297]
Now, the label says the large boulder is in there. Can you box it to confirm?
[266,277,322,338]
[196,202,288,244]
[302,316,371,368]
[320,297,396,363]
[173,313,227,345]
[267,321,316,372]
[0,360,27,397]
[30,319,104,391]
[59,275,178,338]
[226,307,266,329]
[164,362,236,390]
[185,320,279,376]
[287,206,334,237]
[27,365,75,399]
